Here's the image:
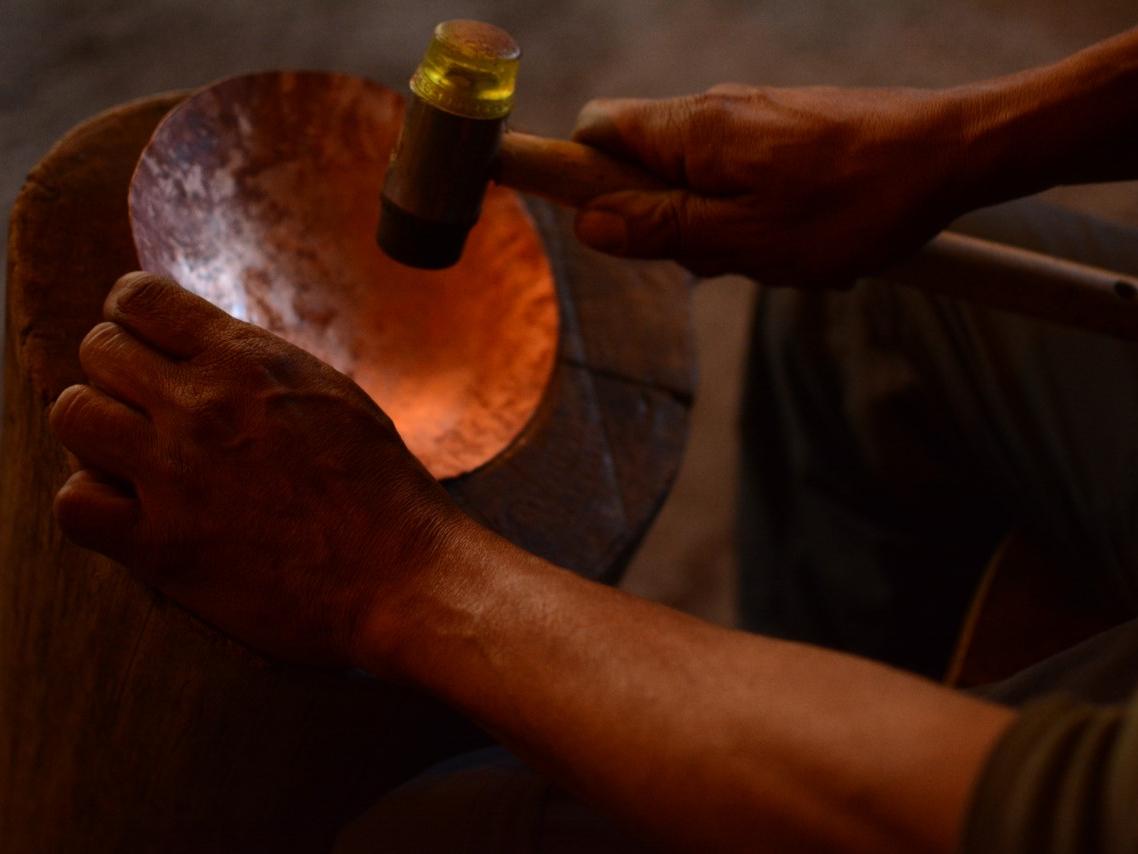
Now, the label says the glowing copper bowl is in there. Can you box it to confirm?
[129,71,558,480]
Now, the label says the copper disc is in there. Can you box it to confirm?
[129,70,558,480]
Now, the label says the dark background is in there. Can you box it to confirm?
[4,0,1136,622]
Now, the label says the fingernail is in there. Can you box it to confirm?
[576,210,628,255]
[573,102,608,135]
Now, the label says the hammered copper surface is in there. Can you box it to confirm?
[129,71,558,479]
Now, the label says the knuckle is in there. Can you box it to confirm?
[106,272,179,318]
[227,326,313,383]
[52,485,79,525]
[182,383,232,421]
[205,320,262,360]
[688,92,736,138]
[78,321,124,363]
[668,95,737,185]
[687,90,721,118]
[183,322,251,374]
[49,384,90,434]
[257,345,307,387]
[660,96,696,140]
[52,491,90,544]
[214,331,272,377]
[229,321,273,352]
[177,380,246,446]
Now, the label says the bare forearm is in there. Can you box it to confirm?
[950,27,1138,211]
[363,522,1014,853]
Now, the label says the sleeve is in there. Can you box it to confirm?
[960,693,1138,854]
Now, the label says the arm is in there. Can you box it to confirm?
[567,28,1138,286]
[51,275,1013,853]
[955,26,1138,199]
[368,519,1014,853]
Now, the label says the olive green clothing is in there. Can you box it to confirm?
[963,693,1138,854]
[964,616,1138,853]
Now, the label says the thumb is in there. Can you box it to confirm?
[574,190,691,259]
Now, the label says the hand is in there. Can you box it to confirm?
[572,84,967,287]
[50,273,465,668]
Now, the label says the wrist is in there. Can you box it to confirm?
[345,495,464,676]
[947,29,1138,211]
[946,73,1060,211]
[888,87,977,230]
[347,501,508,682]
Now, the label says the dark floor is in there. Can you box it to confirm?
[4,0,1137,623]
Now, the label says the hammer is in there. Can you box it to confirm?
[378,19,663,270]
[378,20,1138,341]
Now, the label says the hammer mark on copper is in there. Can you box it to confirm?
[130,71,559,480]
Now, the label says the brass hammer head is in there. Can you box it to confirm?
[377,20,521,269]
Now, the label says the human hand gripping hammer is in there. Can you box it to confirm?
[379,20,1138,340]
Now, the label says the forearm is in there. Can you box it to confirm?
[362,521,1015,853]
[949,27,1138,211]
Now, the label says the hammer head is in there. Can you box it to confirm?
[377,20,521,269]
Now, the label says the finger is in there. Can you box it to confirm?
[572,98,652,156]
[54,468,140,561]
[79,321,177,413]
[50,384,155,479]
[63,448,82,473]
[574,190,749,276]
[572,96,692,182]
[104,272,236,360]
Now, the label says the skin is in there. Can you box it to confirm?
[52,27,1138,854]
[571,28,1138,287]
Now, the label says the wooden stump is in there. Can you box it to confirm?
[0,92,693,851]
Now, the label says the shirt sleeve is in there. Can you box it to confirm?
[960,693,1138,854]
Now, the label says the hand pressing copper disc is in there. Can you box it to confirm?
[129,70,558,480]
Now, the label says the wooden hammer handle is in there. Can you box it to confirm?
[496,131,667,207]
